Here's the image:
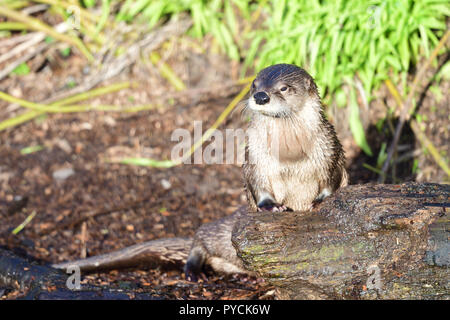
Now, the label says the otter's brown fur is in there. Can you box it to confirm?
[243,64,348,212]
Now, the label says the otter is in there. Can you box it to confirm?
[54,64,347,281]
[243,64,348,212]
[183,64,348,279]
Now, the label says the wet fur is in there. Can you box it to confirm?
[243,64,348,211]
[184,207,247,280]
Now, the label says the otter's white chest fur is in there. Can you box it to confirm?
[246,110,331,211]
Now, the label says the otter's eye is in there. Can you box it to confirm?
[280,86,288,92]
[251,81,256,90]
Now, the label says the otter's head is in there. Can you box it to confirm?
[247,64,319,118]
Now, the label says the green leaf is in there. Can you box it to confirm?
[11,62,30,76]
[335,89,347,108]
[44,36,55,43]
[420,16,446,30]
[219,23,239,61]
[385,55,402,70]
[348,85,372,156]
[376,142,387,168]
[96,0,110,33]
[398,36,410,70]
[83,0,96,8]
[412,159,419,174]
[241,34,263,77]
[66,79,77,88]
[127,0,151,19]
[437,61,450,81]
[20,145,44,155]
[60,47,71,57]
[119,158,176,168]
[225,0,238,36]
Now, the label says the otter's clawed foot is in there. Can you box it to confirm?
[257,199,292,212]
[185,269,208,283]
[311,197,325,210]
[184,263,208,282]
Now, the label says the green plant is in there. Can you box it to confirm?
[1,0,448,158]
[106,0,449,155]
[11,62,30,76]
[245,0,448,154]
[114,0,253,61]
[20,145,45,155]
[249,0,448,97]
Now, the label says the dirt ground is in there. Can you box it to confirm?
[0,39,448,299]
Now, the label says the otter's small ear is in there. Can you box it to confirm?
[305,77,318,96]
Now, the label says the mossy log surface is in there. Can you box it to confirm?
[232,183,449,299]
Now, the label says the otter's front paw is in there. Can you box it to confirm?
[184,266,208,282]
[257,199,292,212]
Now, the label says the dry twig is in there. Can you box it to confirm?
[384,77,450,177]
[379,29,450,182]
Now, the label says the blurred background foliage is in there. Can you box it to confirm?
[102,0,449,98]
[0,0,449,170]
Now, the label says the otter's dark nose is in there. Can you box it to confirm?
[254,91,270,105]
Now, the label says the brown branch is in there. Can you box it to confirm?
[384,73,450,177]
[2,17,192,114]
[410,120,450,176]
[379,29,450,182]
[0,42,50,81]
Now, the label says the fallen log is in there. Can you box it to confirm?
[232,183,449,299]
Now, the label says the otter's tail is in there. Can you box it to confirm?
[52,237,192,273]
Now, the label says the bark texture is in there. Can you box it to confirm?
[232,183,449,299]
